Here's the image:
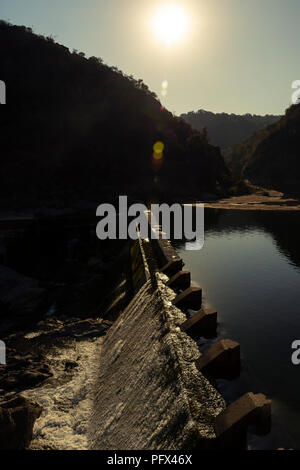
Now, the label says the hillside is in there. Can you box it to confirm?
[0,21,231,208]
[181,109,280,151]
[225,104,300,193]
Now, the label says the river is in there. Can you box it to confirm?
[175,208,300,449]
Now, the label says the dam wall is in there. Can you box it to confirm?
[89,239,225,450]
[0,214,273,450]
[90,235,272,450]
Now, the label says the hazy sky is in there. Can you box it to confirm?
[1,0,299,115]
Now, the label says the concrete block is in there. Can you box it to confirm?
[153,238,181,266]
[173,287,202,311]
[195,339,240,379]
[166,271,191,291]
[161,259,183,277]
[180,308,217,338]
[215,392,272,449]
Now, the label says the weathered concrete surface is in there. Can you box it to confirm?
[173,287,202,311]
[152,237,184,277]
[130,238,150,295]
[89,275,225,450]
[167,271,191,291]
[152,238,182,268]
[215,392,271,449]
[195,339,240,380]
[180,309,217,338]
[161,259,184,277]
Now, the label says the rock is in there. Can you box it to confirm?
[64,361,78,370]
[0,352,52,391]
[0,395,42,449]
[0,266,47,336]
[17,371,51,388]
[54,274,104,316]
[54,259,87,283]
[55,318,110,339]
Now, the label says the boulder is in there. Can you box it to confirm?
[0,352,52,391]
[0,266,47,335]
[0,395,42,449]
[54,273,104,316]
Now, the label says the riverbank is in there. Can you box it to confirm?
[195,190,300,211]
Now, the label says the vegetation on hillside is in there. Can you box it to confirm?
[225,104,300,193]
[0,21,231,208]
[181,109,280,151]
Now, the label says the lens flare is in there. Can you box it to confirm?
[153,151,163,160]
[152,141,165,172]
[161,79,169,97]
[153,141,165,154]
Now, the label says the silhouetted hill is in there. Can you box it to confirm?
[0,21,231,208]
[225,104,300,193]
[181,109,280,151]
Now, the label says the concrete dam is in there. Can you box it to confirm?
[89,235,271,450]
[0,215,272,450]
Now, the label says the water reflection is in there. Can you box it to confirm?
[174,209,300,270]
[175,208,300,449]
[254,211,300,269]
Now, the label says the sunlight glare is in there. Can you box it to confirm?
[152,4,189,47]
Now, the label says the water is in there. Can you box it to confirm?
[175,209,300,449]
[23,336,104,450]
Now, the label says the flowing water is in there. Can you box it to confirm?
[175,208,300,449]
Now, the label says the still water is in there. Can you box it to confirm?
[175,209,300,449]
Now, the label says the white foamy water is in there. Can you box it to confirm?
[23,337,103,450]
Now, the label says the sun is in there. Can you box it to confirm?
[152,4,189,47]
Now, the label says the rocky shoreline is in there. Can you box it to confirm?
[0,221,131,449]
[195,190,300,211]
